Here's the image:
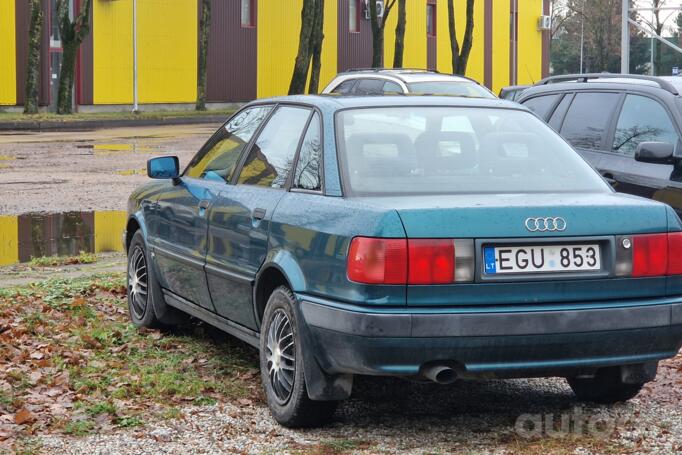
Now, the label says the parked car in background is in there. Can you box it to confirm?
[499,84,530,101]
[321,68,496,98]
[126,95,682,428]
[518,73,682,216]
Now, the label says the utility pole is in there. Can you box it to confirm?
[621,0,629,74]
[133,0,139,112]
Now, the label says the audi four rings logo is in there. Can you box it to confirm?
[524,217,567,232]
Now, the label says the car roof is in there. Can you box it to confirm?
[518,73,681,100]
[334,69,476,84]
[249,94,524,111]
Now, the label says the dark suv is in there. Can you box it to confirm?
[518,74,682,216]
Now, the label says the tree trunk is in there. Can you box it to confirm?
[369,0,383,67]
[56,0,92,115]
[289,0,317,95]
[24,0,43,115]
[449,0,475,75]
[458,0,475,74]
[392,0,406,68]
[57,42,77,114]
[308,0,325,94]
[196,0,211,110]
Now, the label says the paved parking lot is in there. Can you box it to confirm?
[0,124,219,215]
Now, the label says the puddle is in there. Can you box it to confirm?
[0,155,16,161]
[0,211,127,265]
[115,169,146,176]
[75,143,158,154]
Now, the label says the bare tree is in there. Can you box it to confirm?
[196,0,211,110]
[368,0,397,68]
[448,0,475,75]
[289,0,317,94]
[55,0,93,114]
[24,0,43,115]
[308,0,325,94]
[392,0,406,68]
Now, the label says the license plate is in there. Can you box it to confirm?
[484,244,601,275]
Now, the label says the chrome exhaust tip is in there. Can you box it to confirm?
[422,365,457,385]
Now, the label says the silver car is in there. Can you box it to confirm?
[321,68,496,98]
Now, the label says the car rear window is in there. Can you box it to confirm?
[336,107,610,196]
[407,82,495,98]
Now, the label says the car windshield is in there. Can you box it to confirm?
[336,106,610,196]
[407,82,495,98]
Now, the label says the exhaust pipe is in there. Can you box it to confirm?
[422,365,457,385]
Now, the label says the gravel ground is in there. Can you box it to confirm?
[36,355,682,455]
[0,124,220,215]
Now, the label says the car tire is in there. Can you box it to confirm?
[566,367,645,404]
[259,286,337,428]
[127,230,185,328]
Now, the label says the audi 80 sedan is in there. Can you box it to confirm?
[125,96,682,427]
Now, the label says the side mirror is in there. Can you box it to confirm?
[635,142,676,165]
[147,156,180,179]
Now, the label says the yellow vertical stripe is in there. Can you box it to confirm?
[137,0,197,103]
[94,211,127,253]
[258,0,338,98]
[517,0,543,85]
[0,0,16,105]
[492,0,511,94]
[385,2,427,69]
[436,0,451,73]
[0,216,18,266]
[93,0,134,104]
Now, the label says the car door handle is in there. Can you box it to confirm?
[252,208,267,220]
[602,174,617,185]
[198,200,210,217]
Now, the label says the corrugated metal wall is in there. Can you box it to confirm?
[93,0,133,104]
[0,0,16,105]
[517,0,543,85]
[205,0,256,103]
[337,0,372,71]
[77,0,93,105]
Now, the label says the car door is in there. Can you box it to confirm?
[206,105,313,330]
[556,91,622,173]
[605,94,682,215]
[147,104,273,310]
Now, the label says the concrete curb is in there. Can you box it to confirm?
[0,115,228,132]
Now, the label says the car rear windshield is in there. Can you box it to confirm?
[336,107,610,196]
[407,82,495,98]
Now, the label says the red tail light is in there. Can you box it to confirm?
[632,234,668,277]
[347,237,407,284]
[408,239,455,284]
[347,237,471,285]
[668,232,682,275]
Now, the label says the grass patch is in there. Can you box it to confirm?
[0,108,235,124]
[0,272,259,446]
[28,251,98,267]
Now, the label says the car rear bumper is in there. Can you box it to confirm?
[298,296,682,378]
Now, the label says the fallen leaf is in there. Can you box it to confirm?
[14,408,35,425]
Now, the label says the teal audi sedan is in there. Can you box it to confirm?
[125,96,682,427]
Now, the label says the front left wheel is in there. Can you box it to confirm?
[259,286,337,428]
[127,230,186,328]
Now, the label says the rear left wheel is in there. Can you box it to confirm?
[259,286,337,428]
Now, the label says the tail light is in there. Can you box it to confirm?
[617,232,682,278]
[347,237,474,285]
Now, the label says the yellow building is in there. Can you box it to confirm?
[2,0,549,109]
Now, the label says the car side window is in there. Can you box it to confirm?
[522,94,559,120]
[354,78,385,95]
[237,106,311,188]
[559,92,621,150]
[548,94,572,131]
[293,112,323,191]
[612,95,680,157]
[331,79,356,94]
[383,81,402,94]
[185,105,273,182]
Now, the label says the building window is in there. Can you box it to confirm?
[427,3,436,37]
[241,0,255,27]
[349,0,359,32]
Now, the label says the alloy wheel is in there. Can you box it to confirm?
[266,309,296,403]
[127,246,149,320]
